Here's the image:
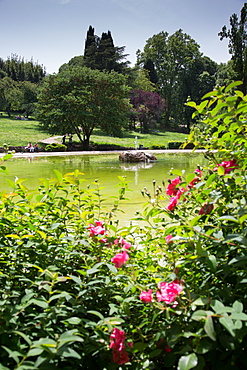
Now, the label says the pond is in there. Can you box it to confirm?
[1,152,207,225]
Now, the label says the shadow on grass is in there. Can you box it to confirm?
[93,129,169,139]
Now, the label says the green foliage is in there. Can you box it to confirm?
[36,66,131,150]
[219,3,247,92]
[45,143,67,152]
[83,26,130,73]
[0,54,46,83]
[167,141,185,149]
[0,82,247,369]
[139,30,217,128]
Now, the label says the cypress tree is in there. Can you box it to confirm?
[144,59,158,84]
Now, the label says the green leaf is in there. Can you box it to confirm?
[197,100,208,113]
[60,347,82,359]
[53,169,63,182]
[217,216,239,223]
[225,80,243,92]
[178,353,198,370]
[191,310,208,321]
[65,317,81,325]
[13,331,32,346]
[230,312,247,321]
[211,299,225,313]
[2,346,23,363]
[217,166,225,175]
[207,255,216,272]
[219,317,235,336]
[87,310,104,320]
[232,301,243,313]
[105,263,117,274]
[186,101,197,108]
[186,173,196,184]
[205,173,216,187]
[29,298,48,309]
[27,347,44,357]
[192,297,210,307]
[204,316,216,341]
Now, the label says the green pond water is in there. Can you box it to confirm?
[1,153,206,225]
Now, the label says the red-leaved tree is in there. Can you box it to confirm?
[129,89,166,133]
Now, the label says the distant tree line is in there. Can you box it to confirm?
[0,54,46,83]
[0,54,46,117]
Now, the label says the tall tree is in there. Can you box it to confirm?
[36,67,131,150]
[130,89,166,133]
[140,29,202,128]
[143,59,158,85]
[84,25,98,69]
[139,30,218,129]
[83,26,129,73]
[219,3,247,93]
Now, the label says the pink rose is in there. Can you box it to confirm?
[110,328,130,365]
[176,187,185,199]
[112,350,130,365]
[171,176,181,186]
[188,176,201,189]
[194,168,203,177]
[88,221,106,237]
[114,237,132,249]
[167,196,178,211]
[199,203,214,215]
[140,289,153,303]
[214,159,239,174]
[164,345,172,353]
[166,176,181,196]
[110,328,126,351]
[156,280,183,305]
[111,251,129,268]
[165,235,173,244]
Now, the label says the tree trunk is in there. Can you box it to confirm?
[82,137,90,150]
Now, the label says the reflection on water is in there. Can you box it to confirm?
[120,162,156,185]
[1,153,207,225]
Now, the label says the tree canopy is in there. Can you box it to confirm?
[129,89,166,133]
[0,54,46,83]
[36,66,131,150]
[83,26,130,73]
[219,3,247,93]
[138,29,217,129]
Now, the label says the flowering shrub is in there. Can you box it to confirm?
[0,82,247,369]
[110,328,131,365]
[111,250,129,268]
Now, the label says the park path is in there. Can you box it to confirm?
[40,136,63,145]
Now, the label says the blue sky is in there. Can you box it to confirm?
[0,0,244,74]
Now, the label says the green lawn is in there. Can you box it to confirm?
[0,112,188,148]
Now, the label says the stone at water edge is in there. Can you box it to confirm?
[119,151,157,162]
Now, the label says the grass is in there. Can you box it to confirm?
[0,113,48,146]
[0,111,188,148]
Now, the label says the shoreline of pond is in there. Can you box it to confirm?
[0,149,206,159]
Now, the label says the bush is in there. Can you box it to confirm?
[167,141,185,149]
[0,82,246,369]
[45,143,67,152]
[150,144,167,149]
